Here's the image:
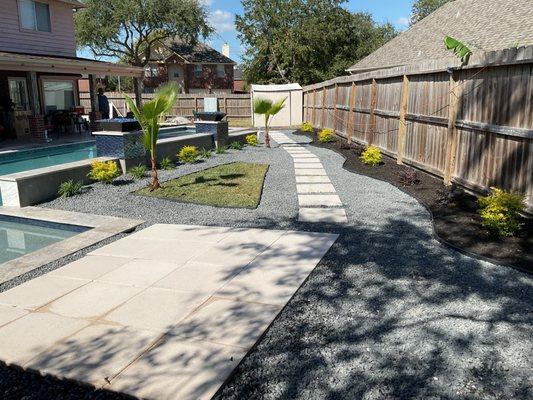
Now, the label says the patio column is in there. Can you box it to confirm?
[88,74,101,131]
[26,71,45,140]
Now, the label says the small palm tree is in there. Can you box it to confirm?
[253,97,286,148]
[125,83,178,191]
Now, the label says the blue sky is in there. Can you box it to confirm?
[80,0,414,64]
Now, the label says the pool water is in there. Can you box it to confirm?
[158,127,196,139]
[0,142,97,176]
[0,215,89,265]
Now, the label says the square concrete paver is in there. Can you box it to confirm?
[109,337,244,400]
[295,175,331,183]
[299,207,348,223]
[298,194,343,207]
[297,183,336,194]
[295,168,327,176]
[294,163,324,169]
[0,224,337,399]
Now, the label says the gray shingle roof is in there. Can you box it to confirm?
[164,40,235,64]
[348,0,533,72]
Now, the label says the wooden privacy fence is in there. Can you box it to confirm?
[303,46,533,211]
[80,92,252,122]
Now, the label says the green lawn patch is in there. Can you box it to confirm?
[137,162,269,208]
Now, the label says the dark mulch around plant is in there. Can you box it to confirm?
[299,130,532,274]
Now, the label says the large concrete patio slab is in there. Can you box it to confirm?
[0,224,337,399]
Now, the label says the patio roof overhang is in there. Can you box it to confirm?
[0,52,143,78]
[58,0,86,9]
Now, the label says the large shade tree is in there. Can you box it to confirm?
[74,0,212,94]
[410,0,452,25]
[236,0,397,85]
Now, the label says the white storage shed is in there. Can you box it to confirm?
[251,83,303,128]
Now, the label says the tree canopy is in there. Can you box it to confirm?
[236,0,397,86]
[74,0,212,67]
[410,0,452,25]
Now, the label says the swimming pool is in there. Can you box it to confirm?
[0,215,89,265]
[0,141,97,176]
[158,127,197,139]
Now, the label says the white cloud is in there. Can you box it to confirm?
[210,9,235,34]
[396,17,410,27]
[198,0,212,7]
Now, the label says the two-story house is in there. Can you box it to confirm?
[143,39,236,94]
[0,0,141,140]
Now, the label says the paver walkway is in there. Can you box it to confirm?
[269,131,348,223]
[0,224,337,400]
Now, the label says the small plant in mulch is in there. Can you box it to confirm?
[318,128,335,143]
[228,141,245,150]
[245,134,259,146]
[360,145,382,166]
[88,160,121,184]
[178,146,199,164]
[58,180,83,198]
[477,187,525,237]
[399,168,420,186]
[199,148,213,159]
[128,164,148,179]
[160,157,174,170]
[216,146,227,154]
[299,121,314,133]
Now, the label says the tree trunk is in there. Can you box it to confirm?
[264,124,271,148]
[149,156,160,191]
[133,78,143,109]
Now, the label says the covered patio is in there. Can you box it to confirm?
[0,51,143,144]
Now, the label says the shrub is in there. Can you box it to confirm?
[129,164,148,179]
[216,146,227,154]
[399,168,419,186]
[58,180,83,198]
[246,134,258,146]
[88,160,121,183]
[160,157,174,170]
[360,146,382,166]
[228,141,244,150]
[199,148,213,159]
[300,122,314,133]
[317,128,334,143]
[477,187,525,237]
[178,145,199,163]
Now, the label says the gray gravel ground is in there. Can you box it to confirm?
[2,131,531,400]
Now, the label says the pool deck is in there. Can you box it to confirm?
[0,224,337,400]
[0,207,142,286]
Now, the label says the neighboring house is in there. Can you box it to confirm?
[0,0,141,140]
[233,68,247,93]
[143,40,236,94]
[347,0,533,74]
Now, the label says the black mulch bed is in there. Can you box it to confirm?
[298,130,532,274]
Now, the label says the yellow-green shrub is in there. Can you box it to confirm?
[300,122,314,133]
[318,128,334,143]
[360,146,382,166]
[245,134,258,146]
[178,145,199,163]
[88,160,120,183]
[477,187,525,237]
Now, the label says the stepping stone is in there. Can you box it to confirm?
[295,175,331,183]
[298,194,343,207]
[291,154,318,158]
[294,163,324,169]
[297,183,336,194]
[298,208,348,223]
[295,169,327,176]
[292,159,321,165]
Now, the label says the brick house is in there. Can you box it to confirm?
[0,0,141,140]
[143,40,236,94]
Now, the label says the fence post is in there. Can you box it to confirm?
[311,90,316,125]
[368,78,378,145]
[346,82,357,143]
[444,72,463,185]
[320,86,327,128]
[397,75,410,165]
[333,83,339,132]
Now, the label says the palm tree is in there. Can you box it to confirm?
[125,83,178,191]
[253,97,286,148]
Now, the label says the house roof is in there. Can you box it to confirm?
[347,0,533,73]
[0,51,143,77]
[57,0,86,8]
[162,40,235,64]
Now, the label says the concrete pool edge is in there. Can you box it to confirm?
[0,207,143,286]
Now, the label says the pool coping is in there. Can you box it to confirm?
[0,207,143,285]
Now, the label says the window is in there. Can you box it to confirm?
[216,65,225,78]
[173,71,180,78]
[43,80,75,113]
[19,0,51,32]
[8,78,29,110]
[194,65,203,78]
